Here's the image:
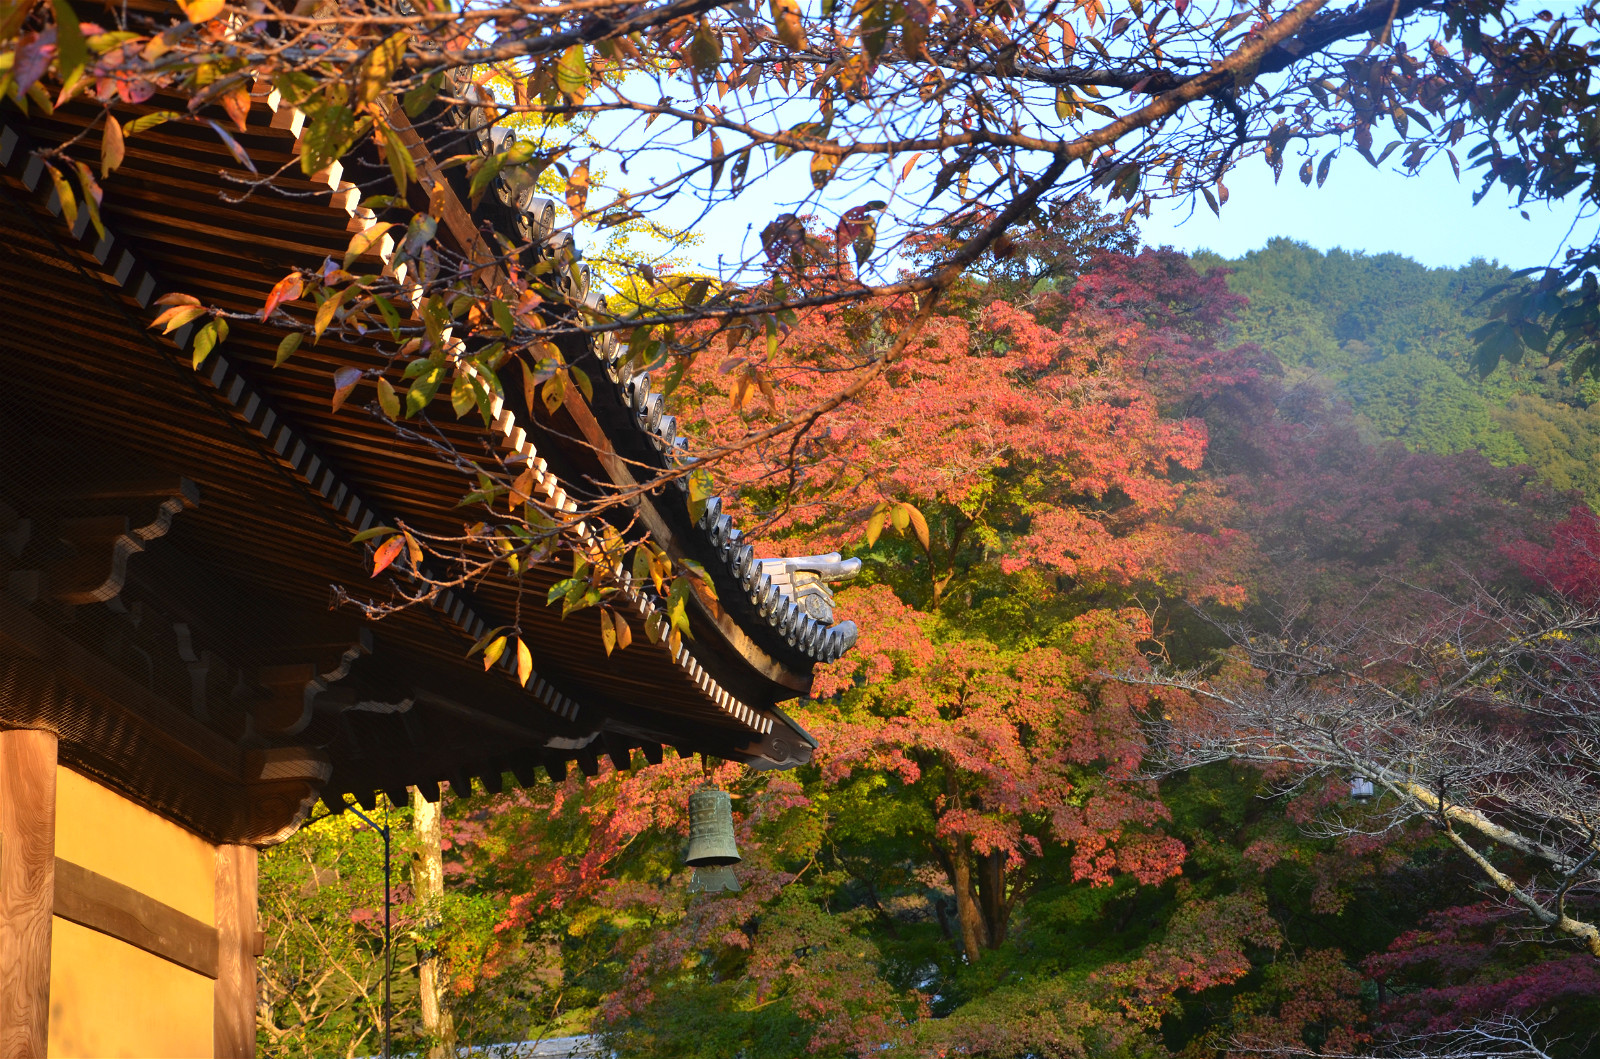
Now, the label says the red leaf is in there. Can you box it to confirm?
[371,535,404,577]
[261,272,303,320]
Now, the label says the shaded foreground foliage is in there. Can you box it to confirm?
[260,223,1600,1058]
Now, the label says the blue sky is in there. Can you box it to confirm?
[1140,153,1594,270]
[583,73,1596,278]
[615,146,1594,279]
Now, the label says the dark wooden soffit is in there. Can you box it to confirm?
[0,95,812,730]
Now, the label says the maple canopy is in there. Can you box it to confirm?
[4,0,1596,616]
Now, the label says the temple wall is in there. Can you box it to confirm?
[48,919,213,1058]
[53,765,216,922]
[0,729,258,1058]
[47,767,215,1058]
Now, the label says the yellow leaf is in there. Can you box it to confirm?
[891,504,910,533]
[344,222,395,270]
[510,467,537,510]
[769,0,804,49]
[564,160,589,219]
[809,151,836,190]
[600,611,616,656]
[904,503,931,550]
[178,0,225,22]
[358,32,408,106]
[482,635,507,670]
[100,115,124,179]
[150,305,207,334]
[516,637,533,686]
[314,292,341,342]
[865,504,888,546]
[376,376,400,418]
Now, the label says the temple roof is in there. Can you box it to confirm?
[0,66,855,844]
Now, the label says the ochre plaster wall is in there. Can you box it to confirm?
[47,767,216,1058]
[53,765,215,922]
[48,918,213,1058]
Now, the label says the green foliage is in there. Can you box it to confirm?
[258,805,419,1059]
[1201,239,1600,505]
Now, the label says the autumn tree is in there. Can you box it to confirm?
[1137,585,1600,959]
[5,0,1595,621]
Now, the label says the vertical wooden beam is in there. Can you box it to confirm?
[213,844,258,1059]
[0,729,57,1059]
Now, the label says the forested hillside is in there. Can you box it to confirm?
[1196,239,1600,506]
[256,226,1600,1059]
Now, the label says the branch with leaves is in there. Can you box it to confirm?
[1129,586,1600,957]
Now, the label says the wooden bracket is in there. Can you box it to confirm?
[51,479,200,606]
[246,630,375,738]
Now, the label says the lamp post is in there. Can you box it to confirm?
[343,799,393,1059]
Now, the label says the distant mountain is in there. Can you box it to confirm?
[1194,238,1600,507]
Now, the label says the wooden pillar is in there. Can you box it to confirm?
[213,844,257,1059]
[0,729,57,1059]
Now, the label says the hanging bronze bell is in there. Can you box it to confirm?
[685,788,741,866]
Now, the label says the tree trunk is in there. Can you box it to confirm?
[411,789,456,1059]
[947,842,989,963]
[978,850,1010,949]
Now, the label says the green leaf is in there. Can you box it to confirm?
[406,362,444,416]
[1316,152,1334,187]
[191,319,221,368]
[468,153,507,207]
[376,376,400,418]
[687,468,715,523]
[568,364,593,402]
[301,104,356,177]
[275,331,303,366]
[344,222,396,270]
[372,294,402,341]
[52,0,88,84]
[402,72,444,118]
[350,525,398,544]
[556,45,588,100]
[357,32,407,105]
[491,299,517,338]
[689,18,721,73]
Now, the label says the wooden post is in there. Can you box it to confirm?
[213,844,258,1059]
[0,729,57,1059]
